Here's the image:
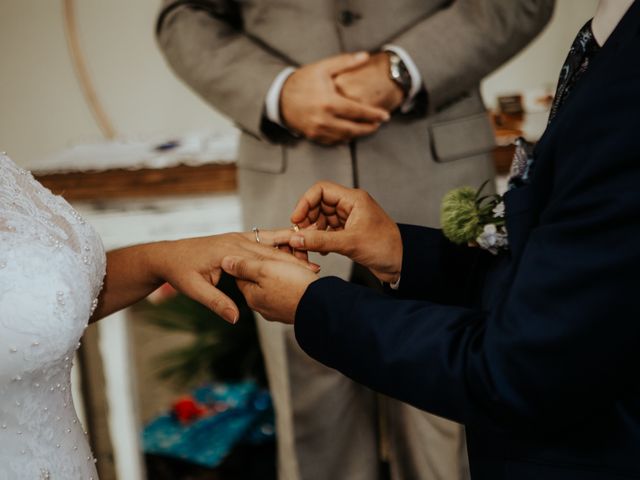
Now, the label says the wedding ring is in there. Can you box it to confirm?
[252,226,261,244]
[290,224,300,254]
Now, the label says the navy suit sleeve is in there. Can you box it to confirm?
[393,224,489,306]
[295,168,640,434]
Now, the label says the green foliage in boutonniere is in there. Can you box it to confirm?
[441,180,508,255]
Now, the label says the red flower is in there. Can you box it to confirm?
[172,396,207,424]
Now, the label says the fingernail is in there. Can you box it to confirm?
[291,235,304,248]
[224,308,238,324]
[353,52,368,62]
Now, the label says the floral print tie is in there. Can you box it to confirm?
[508,20,601,190]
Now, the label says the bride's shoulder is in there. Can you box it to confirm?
[0,152,61,218]
[0,152,37,198]
[0,152,107,294]
[0,153,33,222]
[0,152,30,176]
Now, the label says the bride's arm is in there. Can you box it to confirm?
[90,231,312,324]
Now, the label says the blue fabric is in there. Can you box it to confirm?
[295,4,640,479]
[142,382,274,468]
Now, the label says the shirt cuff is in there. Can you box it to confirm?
[383,44,423,113]
[265,67,297,126]
[389,275,402,290]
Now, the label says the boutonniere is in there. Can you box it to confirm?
[441,180,508,255]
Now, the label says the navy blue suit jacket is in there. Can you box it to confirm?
[294,4,640,479]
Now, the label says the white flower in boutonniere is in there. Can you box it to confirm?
[492,202,505,218]
[441,180,508,255]
[476,223,508,255]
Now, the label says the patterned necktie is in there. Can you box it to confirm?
[508,20,601,190]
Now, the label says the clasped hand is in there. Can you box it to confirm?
[280,52,405,144]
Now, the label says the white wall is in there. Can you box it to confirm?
[0,0,232,166]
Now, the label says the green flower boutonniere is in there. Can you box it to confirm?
[441,180,508,255]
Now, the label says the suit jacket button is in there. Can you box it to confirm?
[339,10,361,26]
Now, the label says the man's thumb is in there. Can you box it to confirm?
[290,230,345,255]
[322,52,369,76]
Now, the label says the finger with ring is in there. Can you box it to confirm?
[252,226,261,244]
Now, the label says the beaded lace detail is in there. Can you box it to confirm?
[0,153,106,479]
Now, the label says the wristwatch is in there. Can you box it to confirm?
[386,51,412,98]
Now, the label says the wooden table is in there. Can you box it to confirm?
[35,163,237,201]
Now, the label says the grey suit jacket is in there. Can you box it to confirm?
[157,0,554,278]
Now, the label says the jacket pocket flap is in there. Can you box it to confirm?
[430,113,496,162]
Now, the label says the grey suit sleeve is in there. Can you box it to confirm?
[391,0,555,111]
[156,1,292,138]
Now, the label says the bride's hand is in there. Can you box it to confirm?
[289,181,402,283]
[148,231,319,324]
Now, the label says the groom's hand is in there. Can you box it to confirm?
[289,181,403,283]
[221,256,317,324]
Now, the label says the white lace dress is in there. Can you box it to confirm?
[0,154,106,479]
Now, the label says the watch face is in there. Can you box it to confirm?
[391,63,402,81]
[388,53,411,94]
